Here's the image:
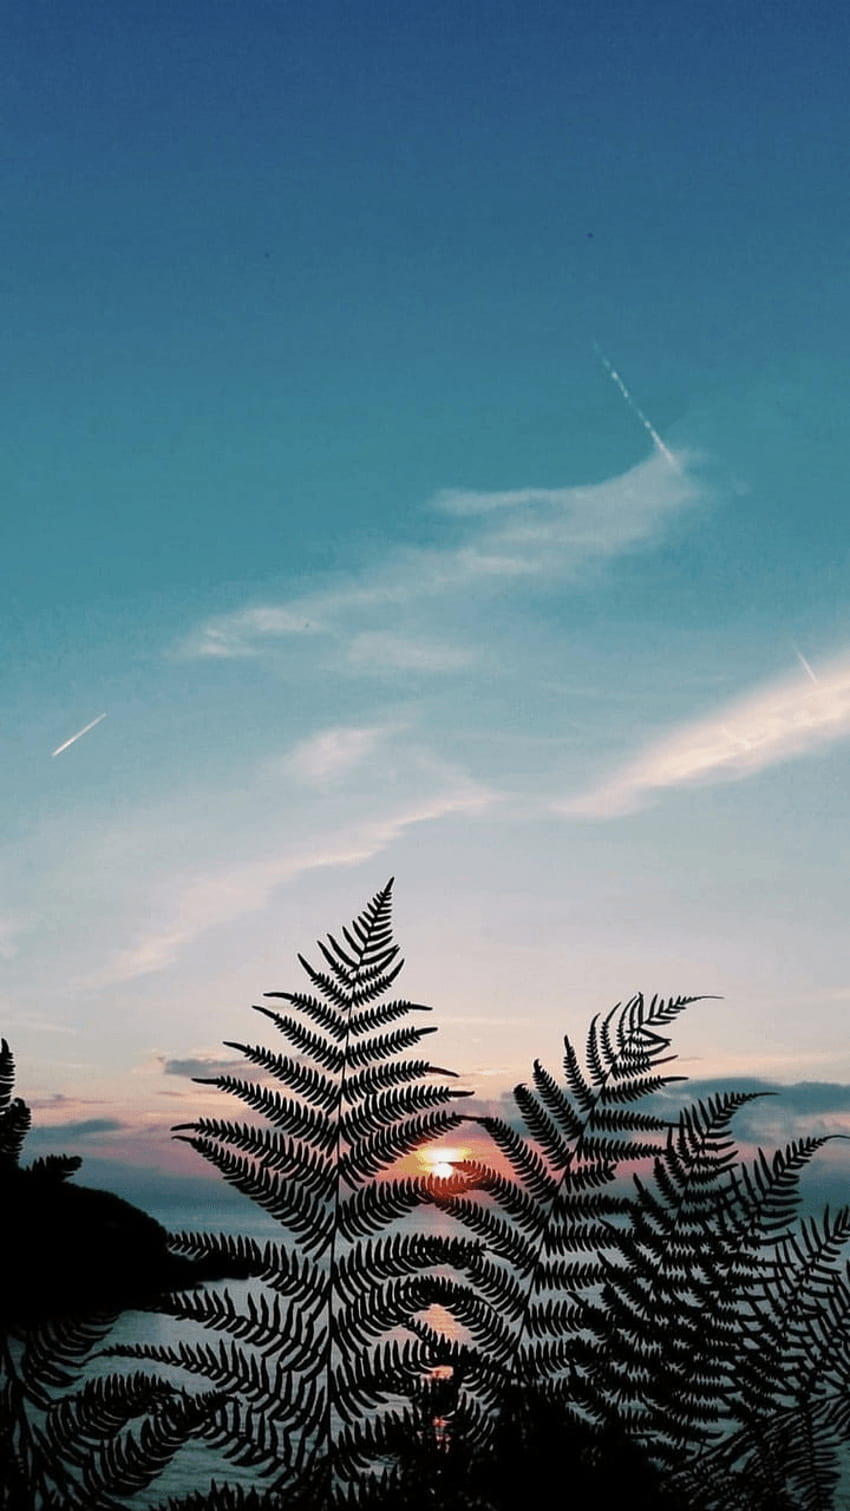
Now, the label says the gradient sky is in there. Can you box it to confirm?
[5,0,850,1207]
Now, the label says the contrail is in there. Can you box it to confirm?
[793,645,819,685]
[595,345,679,471]
[51,713,107,757]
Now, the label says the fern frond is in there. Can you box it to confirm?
[0,1096,31,1167]
[186,1080,337,1143]
[0,1037,14,1113]
[512,1085,574,1171]
[345,1056,453,1103]
[729,1137,835,1239]
[107,1338,312,1416]
[20,1313,120,1405]
[166,1231,317,1298]
[333,1233,484,1304]
[341,1080,471,1139]
[258,992,347,1040]
[178,1106,335,1157]
[473,1116,557,1200]
[349,998,434,1037]
[218,1044,338,1107]
[177,1124,335,1197]
[530,1061,585,1139]
[247,1013,344,1072]
[159,880,478,1503]
[344,1023,438,1070]
[195,1059,333,1111]
[174,1137,331,1249]
[340,1109,465,1184]
[154,1286,327,1362]
[162,1488,279,1511]
[448,1164,548,1234]
[45,1371,174,1465]
[337,1177,431,1241]
[427,1194,537,1270]
[81,1390,225,1501]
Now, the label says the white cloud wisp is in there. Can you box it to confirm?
[284,724,386,786]
[178,450,702,662]
[92,779,493,986]
[562,650,850,818]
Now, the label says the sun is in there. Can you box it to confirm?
[419,1145,468,1180]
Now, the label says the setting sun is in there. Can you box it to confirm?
[419,1146,468,1179]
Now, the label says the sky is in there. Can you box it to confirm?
[4,0,850,1213]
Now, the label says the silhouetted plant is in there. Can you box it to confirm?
[109,878,479,1508]
[422,995,700,1415]
[0,1038,237,1511]
[427,996,850,1509]
[6,884,850,1510]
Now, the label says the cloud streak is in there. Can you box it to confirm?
[0,914,30,960]
[284,724,386,786]
[51,713,107,757]
[595,346,679,471]
[345,633,474,673]
[562,649,850,817]
[178,452,702,662]
[27,1117,127,1141]
[91,778,493,986]
[159,1054,251,1080]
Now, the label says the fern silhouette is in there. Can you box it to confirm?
[425,995,850,1510]
[6,887,850,1511]
[0,1038,237,1511]
[422,994,701,1412]
[111,878,478,1508]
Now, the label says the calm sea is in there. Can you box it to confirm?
[77,1205,462,1507]
[64,1203,850,1509]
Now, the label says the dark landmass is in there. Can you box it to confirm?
[1,1161,253,1328]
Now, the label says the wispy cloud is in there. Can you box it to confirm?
[0,914,30,960]
[0,1006,77,1035]
[285,724,386,786]
[181,608,324,659]
[27,1117,127,1141]
[178,451,703,662]
[91,779,493,986]
[159,1054,251,1080]
[562,649,850,818]
[345,633,475,673]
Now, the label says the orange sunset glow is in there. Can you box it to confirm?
[418,1146,468,1179]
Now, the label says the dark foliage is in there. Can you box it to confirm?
[426,994,850,1509]
[4,886,850,1510]
[0,1040,265,1511]
[105,879,478,1507]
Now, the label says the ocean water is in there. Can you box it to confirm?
[85,1301,270,1506]
[72,1205,464,1507]
[35,1200,850,1509]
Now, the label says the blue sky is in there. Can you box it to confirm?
[5,0,850,1199]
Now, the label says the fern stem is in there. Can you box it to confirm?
[318,879,394,1506]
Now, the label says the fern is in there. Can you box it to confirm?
[0,1038,221,1511]
[558,1081,850,1507]
[7,898,850,1510]
[426,991,850,1511]
[112,879,474,1507]
[428,993,702,1414]
[687,1204,850,1510]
